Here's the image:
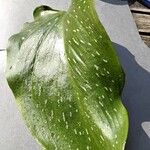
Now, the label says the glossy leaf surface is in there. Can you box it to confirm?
[6,0,128,150]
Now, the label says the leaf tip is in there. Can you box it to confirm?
[33,5,59,19]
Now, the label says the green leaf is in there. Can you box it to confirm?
[6,1,128,150]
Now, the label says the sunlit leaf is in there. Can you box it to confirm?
[6,1,128,150]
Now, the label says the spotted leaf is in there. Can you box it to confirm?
[6,1,128,150]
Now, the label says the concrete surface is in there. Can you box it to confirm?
[0,0,150,149]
